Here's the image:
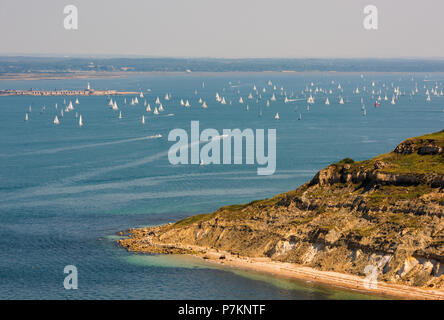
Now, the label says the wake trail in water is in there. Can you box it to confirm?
[0,134,162,158]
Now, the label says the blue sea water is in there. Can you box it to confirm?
[0,72,443,299]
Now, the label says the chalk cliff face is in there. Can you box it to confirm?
[119,130,444,289]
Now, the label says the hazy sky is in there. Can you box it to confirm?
[0,0,443,58]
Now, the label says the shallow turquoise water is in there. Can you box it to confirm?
[0,73,442,299]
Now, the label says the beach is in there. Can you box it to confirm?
[139,242,444,300]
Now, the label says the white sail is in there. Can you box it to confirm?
[159,104,165,112]
[270,93,276,101]
[339,97,344,104]
[274,112,280,120]
[79,115,83,127]
[185,100,190,107]
[75,98,79,104]
[202,101,207,109]
[54,115,60,125]
[221,97,226,105]
[153,107,159,115]
[142,115,145,124]
[266,100,270,107]
[239,97,244,104]
[164,94,169,101]
[325,98,330,105]
[119,111,122,119]
[140,92,144,98]
[25,113,29,121]
[155,97,160,104]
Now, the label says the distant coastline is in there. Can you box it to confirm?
[0,86,138,96]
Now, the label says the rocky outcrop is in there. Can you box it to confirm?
[119,130,444,289]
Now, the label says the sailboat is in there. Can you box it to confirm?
[119,111,122,119]
[54,115,60,125]
[185,100,190,107]
[325,98,330,105]
[202,101,208,109]
[25,113,29,121]
[79,115,83,127]
[339,97,344,104]
[28,105,32,113]
[274,112,280,120]
[142,115,145,124]
[307,95,314,104]
[140,92,144,98]
[239,97,244,104]
[153,107,159,115]
[221,97,226,105]
[270,93,276,101]
[75,98,79,104]
[180,99,185,106]
[113,101,118,110]
[266,100,270,107]
[159,104,165,112]
[164,94,170,101]
[298,113,302,120]
[155,97,160,105]
[146,104,151,112]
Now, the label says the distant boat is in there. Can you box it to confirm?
[79,115,83,127]
[164,94,170,101]
[140,92,144,98]
[270,93,276,101]
[274,112,280,120]
[119,111,122,119]
[221,97,226,105]
[239,97,244,104]
[53,115,60,125]
[28,105,32,112]
[25,113,29,121]
[146,104,151,112]
[339,97,344,104]
[185,100,190,107]
[202,101,208,109]
[153,107,159,115]
[180,99,185,106]
[159,104,165,112]
[307,95,314,104]
[325,98,330,105]
[75,98,79,104]
[142,115,145,124]
[266,100,270,107]
[298,113,302,120]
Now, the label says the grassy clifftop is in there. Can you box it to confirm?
[120,130,444,289]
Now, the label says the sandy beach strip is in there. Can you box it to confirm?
[145,243,444,300]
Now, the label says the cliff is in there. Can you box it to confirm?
[119,130,444,290]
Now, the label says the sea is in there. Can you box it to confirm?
[0,72,443,299]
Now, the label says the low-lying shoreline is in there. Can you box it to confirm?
[121,240,444,300]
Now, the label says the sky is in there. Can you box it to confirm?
[0,0,443,58]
